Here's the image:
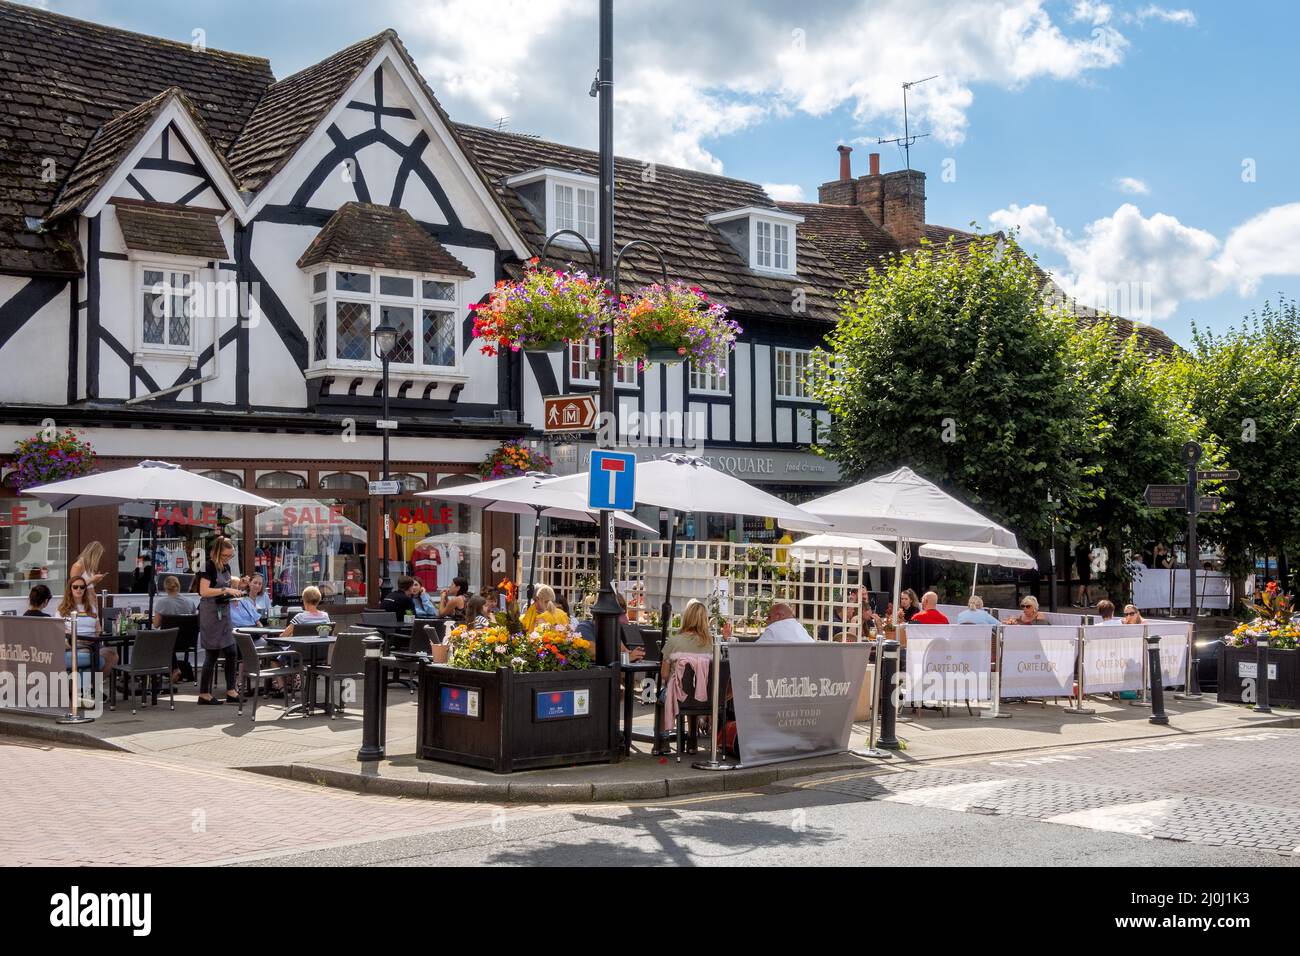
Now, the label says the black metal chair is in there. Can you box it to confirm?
[670,657,716,762]
[361,610,398,628]
[234,631,302,720]
[308,631,367,719]
[110,628,177,714]
[160,613,199,680]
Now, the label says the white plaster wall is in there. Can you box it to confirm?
[733,341,752,442]
[753,344,773,442]
[0,274,70,405]
[248,220,314,408]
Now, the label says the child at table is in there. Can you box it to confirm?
[281,586,331,636]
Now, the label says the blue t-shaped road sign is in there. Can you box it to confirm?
[588,450,636,511]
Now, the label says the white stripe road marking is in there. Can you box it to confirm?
[1045,798,1182,838]
[879,779,1016,811]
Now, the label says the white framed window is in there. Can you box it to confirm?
[553,182,598,244]
[775,347,814,400]
[755,220,791,272]
[505,169,601,249]
[704,207,801,277]
[568,340,637,386]
[689,361,729,395]
[308,266,462,373]
[137,264,196,353]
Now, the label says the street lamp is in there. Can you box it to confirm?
[373,320,399,598]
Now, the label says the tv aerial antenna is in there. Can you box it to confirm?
[877,74,937,173]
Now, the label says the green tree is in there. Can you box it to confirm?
[1164,299,1300,588]
[810,235,1091,542]
[1066,318,1222,595]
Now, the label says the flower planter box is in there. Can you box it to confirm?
[1217,645,1298,708]
[416,663,617,773]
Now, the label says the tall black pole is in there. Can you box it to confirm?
[1185,441,1201,696]
[1048,490,1057,613]
[592,0,623,755]
[380,351,391,598]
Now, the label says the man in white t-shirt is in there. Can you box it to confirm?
[755,602,813,644]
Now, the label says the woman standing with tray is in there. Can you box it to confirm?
[196,536,244,705]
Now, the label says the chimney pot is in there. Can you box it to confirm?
[836,144,853,181]
[869,152,881,176]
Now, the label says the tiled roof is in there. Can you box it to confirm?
[296,201,474,277]
[0,0,272,275]
[226,31,392,192]
[112,199,229,261]
[776,201,901,290]
[455,124,845,323]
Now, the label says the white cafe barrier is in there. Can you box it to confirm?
[1150,620,1190,689]
[1081,625,1145,694]
[1132,569,1232,610]
[999,625,1078,699]
[902,624,993,703]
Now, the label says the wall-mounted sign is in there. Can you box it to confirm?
[535,688,590,721]
[544,394,598,432]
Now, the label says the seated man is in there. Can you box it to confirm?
[909,591,949,624]
[755,603,813,644]
[1095,599,1122,625]
[381,575,418,618]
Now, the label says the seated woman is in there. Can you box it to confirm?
[152,575,193,627]
[465,595,492,629]
[957,594,1000,626]
[1121,604,1145,625]
[1003,594,1048,625]
[438,577,469,620]
[659,600,716,753]
[58,575,116,693]
[24,583,52,616]
[247,573,272,621]
[411,581,439,617]
[520,585,569,633]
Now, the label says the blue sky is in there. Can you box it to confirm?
[30,0,1300,346]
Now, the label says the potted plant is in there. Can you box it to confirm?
[478,440,553,480]
[470,259,609,354]
[614,281,739,367]
[417,621,615,772]
[10,428,96,491]
[1218,582,1300,707]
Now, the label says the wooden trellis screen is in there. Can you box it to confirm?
[526,536,867,640]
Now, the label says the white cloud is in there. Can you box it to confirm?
[989,201,1300,321]
[1115,176,1150,195]
[388,0,1174,173]
[1132,5,1197,26]
[762,183,806,202]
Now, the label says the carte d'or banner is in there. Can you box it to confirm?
[1151,621,1190,690]
[998,625,1078,699]
[0,615,76,715]
[1082,625,1146,694]
[902,624,993,703]
[728,643,871,767]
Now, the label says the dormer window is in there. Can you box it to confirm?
[704,206,802,277]
[505,168,600,249]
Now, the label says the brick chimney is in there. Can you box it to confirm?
[818,149,926,247]
[837,144,853,181]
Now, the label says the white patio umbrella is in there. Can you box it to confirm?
[788,533,896,567]
[24,459,277,619]
[417,473,653,598]
[917,541,1038,593]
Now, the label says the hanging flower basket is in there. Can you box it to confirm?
[471,258,609,355]
[614,281,739,370]
[478,439,553,480]
[9,429,97,491]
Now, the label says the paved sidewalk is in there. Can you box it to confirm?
[3,683,1289,803]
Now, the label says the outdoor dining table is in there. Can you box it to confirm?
[263,633,336,716]
[620,659,661,755]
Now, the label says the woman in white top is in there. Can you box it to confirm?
[58,575,116,678]
[247,573,272,620]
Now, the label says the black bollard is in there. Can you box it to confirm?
[1146,635,1168,725]
[1254,639,1272,714]
[357,635,386,762]
[877,640,901,750]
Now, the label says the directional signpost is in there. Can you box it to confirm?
[368,479,402,496]
[543,394,598,433]
[1145,442,1239,700]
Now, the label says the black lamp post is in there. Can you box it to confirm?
[373,320,399,598]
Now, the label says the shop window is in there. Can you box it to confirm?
[388,497,483,597]
[199,470,244,488]
[256,472,307,490]
[1,498,67,599]
[319,472,367,491]
[394,473,427,493]
[255,498,368,607]
[120,500,241,594]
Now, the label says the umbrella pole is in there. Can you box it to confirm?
[148,500,159,622]
[660,509,678,654]
[972,562,979,596]
[527,506,541,603]
[853,538,901,760]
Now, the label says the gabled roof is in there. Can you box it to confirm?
[226,31,393,192]
[113,199,229,261]
[776,201,902,290]
[456,124,845,322]
[296,201,473,277]
[48,88,225,221]
[0,0,272,275]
